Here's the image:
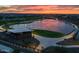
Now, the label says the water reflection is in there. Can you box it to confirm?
[29,19,74,34]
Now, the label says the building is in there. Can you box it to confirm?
[7,24,33,40]
[0,44,14,53]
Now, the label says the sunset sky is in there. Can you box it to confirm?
[0,5,79,14]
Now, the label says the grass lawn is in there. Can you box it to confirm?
[63,41,79,45]
[57,39,79,45]
[66,41,79,45]
[33,29,65,38]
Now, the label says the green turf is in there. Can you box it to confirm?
[33,29,65,38]
[62,41,79,45]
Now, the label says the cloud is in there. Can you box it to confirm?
[0,5,79,14]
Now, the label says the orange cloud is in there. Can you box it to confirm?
[0,5,79,14]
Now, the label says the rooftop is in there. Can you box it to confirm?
[0,44,14,53]
[8,24,32,33]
